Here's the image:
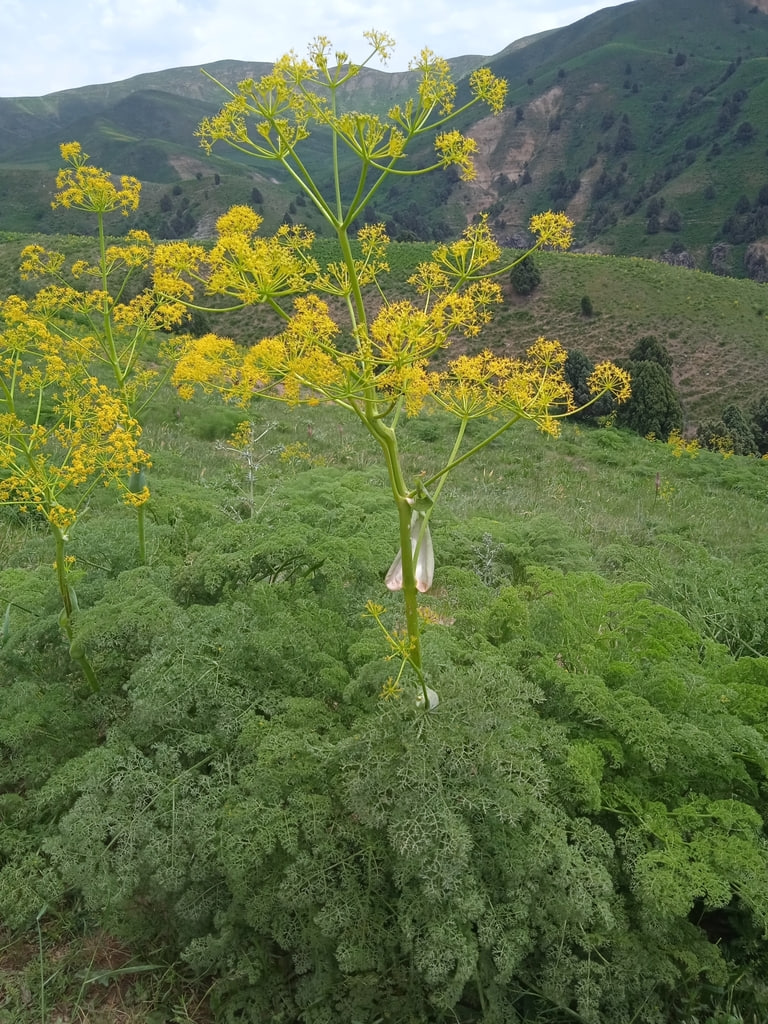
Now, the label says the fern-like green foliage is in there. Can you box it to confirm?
[1,469,767,1023]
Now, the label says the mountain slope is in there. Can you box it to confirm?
[0,0,767,276]
[457,0,768,273]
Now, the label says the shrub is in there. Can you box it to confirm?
[618,359,683,439]
[629,335,674,372]
[697,417,733,454]
[699,403,758,455]
[509,253,541,295]
[749,392,768,453]
[722,403,759,455]
[665,209,683,232]
[735,121,756,144]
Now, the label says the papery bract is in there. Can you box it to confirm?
[385,511,434,594]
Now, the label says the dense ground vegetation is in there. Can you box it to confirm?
[1,395,768,1024]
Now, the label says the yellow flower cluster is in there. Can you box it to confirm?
[13,153,188,428]
[700,433,734,458]
[434,130,479,180]
[666,429,700,458]
[171,332,244,402]
[155,211,319,309]
[243,295,347,406]
[412,50,456,115]
[0,293,150,534]
[430,350,516,421]
[163,196,627,431]
[469,67,508,115]
[47,504,78,533]
[411,217,502,291]
[123,485,151,508]
[586,362,632,404]
[19,244,66,279]
[370,301,441,362]
[228,420,256,451]
[194,30,505,196]
[529,211,574,250]
[430,339,630,435]
[334,111,400,164]
[52,142,141,216]
[112,291,186,334]
[105,230,153,270]
[431,282,502,337]
[280,441,313,464]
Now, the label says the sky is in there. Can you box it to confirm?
[0,0,630,98]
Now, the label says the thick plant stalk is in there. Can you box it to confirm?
[367,416,431,702]
[394,496,428,703]
[128,466,148,564]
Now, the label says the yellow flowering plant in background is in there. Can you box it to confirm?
[156,33,631,705]
[17,142,187,561]
[0,295,150,690]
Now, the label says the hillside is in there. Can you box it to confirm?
[0,0,767,277]
[466,0,768,276]
[0,225,763,428]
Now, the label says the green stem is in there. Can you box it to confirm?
[52,525,99,693]
[136,503,146,565]
[428,418,468,508]
[127,464,149,564]
[421,413,523,491]
[72,641,100,694]
[53,526,73,621]
[324,125,427,690]
[395,495,424,684]
[363,412,426,698]
[97,212,124,395]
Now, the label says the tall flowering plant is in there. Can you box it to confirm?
[17,142,187,562]
[0,296,150,689]
[156,34,631,706]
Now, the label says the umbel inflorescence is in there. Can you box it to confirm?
[152,32,630,705]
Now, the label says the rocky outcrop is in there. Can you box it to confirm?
[710,242,732,276]
[744,241,768,283]
[658,250,695,269]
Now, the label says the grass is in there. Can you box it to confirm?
[145,392,768,657]
[0,921,213,1023]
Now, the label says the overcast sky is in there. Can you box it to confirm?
[0,0,631,98]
